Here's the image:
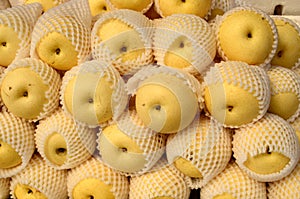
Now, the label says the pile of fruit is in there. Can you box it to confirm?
[0,0,300,198]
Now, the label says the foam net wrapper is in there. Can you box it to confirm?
[126,64,204,113]
[105,0,153,13]
[67,157,129,199]
[60,59,128,128]
[30,0,92,68]
[232,113,300,182]
[166,115,232,189]
[91,9,154,76]
[2,58,61,122]
[0,3,42,65]
[267,163,300,199]
[200,161,267,199]
[0,178,10,199]
[97,109,168,176]
[129,162,191,199]
[0,111,35,178]
[215,6,278,69]
[267,66,300,122]
[153,14,216,75]
[35,108,97,170]
[10,154,68,199]
[270,16,300,69]
[203,61,271,128]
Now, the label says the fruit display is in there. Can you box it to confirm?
[0,0,300,198]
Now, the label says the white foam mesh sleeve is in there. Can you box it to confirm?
[35,108,97,170]
[10,154,68,199]
[0,111,35,178]
[67,157,130,199]
[232,113,300,182]
[129,163,191,199]
[201,161,267,199]
[166,115,232,189]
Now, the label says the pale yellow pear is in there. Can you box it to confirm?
[25,0,55,11]
[36,32,78,71]
[107,0,152,12]
[98,124,147,173]
[217,8,276,66]
[155,0,212,18]
[88,0,109,16]
[1,67,49,120]
[72,178,114,199]
[97,19,145,63]
[135,73,198,133]
[0,25,21,67]
[14,184,47,199]
[44,133,67,166]
[271,17,300,69]
[0,139,22,169]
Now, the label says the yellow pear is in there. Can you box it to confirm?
[270,16,300,69]
[10,154,68,199]
[106,0,153,13]
[31,0,92,70]
[153,14,216,74]
[88,0,109,16]
[91,9,153,75]
[67,157,129,199]
[61,60,127,127]
[267,66,300,122]
[154,0,212,18]
[24,0,67,11]
[0,111,35,178]
[201,161,267,199]
[216,6,277,67]
[0,58,61,121]
[0,3,42,67]
[232,113,300,182]
[0,139,22,169]
[14,184,48,199]
[167,115,232,188]
[35,108,96,169]
[203,61,270,128]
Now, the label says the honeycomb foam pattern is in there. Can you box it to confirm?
[67,157,130,199]
[30,0,92,68]
[0,111,35,178]
[91,9,153,75]
[0,3,42,63]
[129,163,191,199]
[10,154,68,199]
[203,61,271,128]
[60,59,128,128]
[267,163,300,199]
[267,66,300,122]
[200,161,267,199]
[35,108,97,170]
[153,14,216,74]
[215,6,278,68]
[97,109,168,176]
[166,115,232,189]
[233,113,300,182]
[1,58,61,122]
